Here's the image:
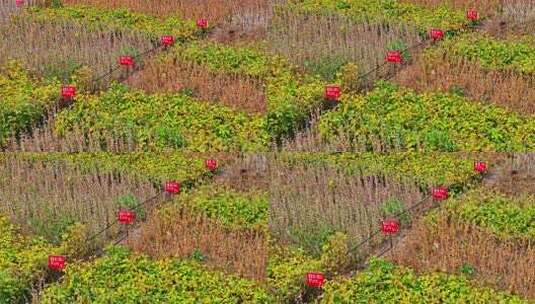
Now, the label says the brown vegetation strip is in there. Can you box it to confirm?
[125,58,267,114]
[214,154,268,191]
[390,214,535,299]
[394,53,535,115]
[0,155,157,240]
[126,206,268,280]
[483,153,535,196]
[268,9,423,82]
[0,14,154,85]
[269,157,425,253]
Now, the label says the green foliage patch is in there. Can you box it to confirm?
[41,246,273,303]
[443,189,535,240]
[277,152,480,187]
[24,5,199,41]
[53,84,269,152]
[0,62,59,147]
[0,215,54,304]
[172,185,268,229]
[320,258,527,303]
[10,152,211,182]
[285,0,470,32]
[318,82,535,151]
[432,33,535,75]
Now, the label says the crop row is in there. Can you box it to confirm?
[318,82,535,151]
[0,62,59,147]
[284,0,472,31]
[392,187,535,298]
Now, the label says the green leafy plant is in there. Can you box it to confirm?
[387,40,411,62]
[0,61,59,147]
[0,216,56,304]
[190,249,206,263]
[320,232,351,275]
[443,189,535,240]
[174,185,268,229]
[320,258,527,303]
[289,0,469,31]
[53,83,269,152]
[303,56,348,81]
[287,221,337,257]
[41,246,273,303]
[318,82,535,152]
[380,198,411,225]
[434,33,535,75]
[26,5,200,41]
[459,263,476,276]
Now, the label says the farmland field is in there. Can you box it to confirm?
[0,0,534,303]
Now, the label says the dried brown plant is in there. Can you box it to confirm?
[126,205,268,280]
[0,12,155,87]
[267,9,423,82]
[4,115,144,152]
[125,58,267,114]
[390,213,535,299]
[214,153,268,191]
[268,155,427,255]
[0,154,158,241]
[484,153,535,195]
[394,52,535,115]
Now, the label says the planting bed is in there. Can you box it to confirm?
[1,0,534,303]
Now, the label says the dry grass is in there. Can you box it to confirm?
[268,155,427,255]
[484,153,535,196]
[125,58,267,114]
[267,9,423,82]
[279,112,352,152]
[61,0,277,44]
[208,0,275,44]
[0,12,156,88]
[390,213,535,299]
[483,0,535,36]
[394,53,535,115]
[4,115,145,152]
[126,205,268,280]
[501,0,535,24]
[214,153,268,191]
[0,154,158,243]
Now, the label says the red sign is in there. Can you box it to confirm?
[196,18,208,29]
[386,50,402,63]
[117,210,136,224]
[467,9,478,21]
[48,255,66,271]
[119,55,134,66]
[61,86,76,99]
[205,159,218,171]
[161,35,175,46]
[165,181,181,194]
[432,186,449,201]
[305,272,325,288]
[325,85,341,101]
[429,29,444,40]
[16,0,24,7]
[474,161,487,173]
[381,219,400,235]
